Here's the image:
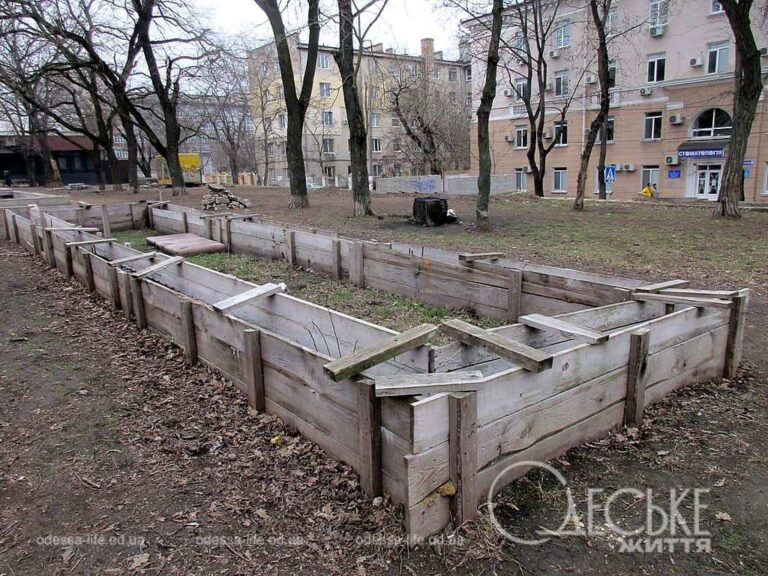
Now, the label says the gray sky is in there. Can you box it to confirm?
[192,0,465,59]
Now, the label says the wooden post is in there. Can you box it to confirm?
[11,214,19,244]
[285,230,296,266]
[82,250,96,293]
[205,217,213,240]
[29,224,40,256]
[331,239,342,279]
[1,209,8,240]
[107,266,121,310]
[350,242,365,287]
[118,270,133,320]
[147,205,155,230]
[76,209,85,227]
[449,391,477,525]
[243,329,265,411]
[181,211,188,234]
[100,204,111,238]
[180,300,198,365]
[130,276,147,329]
[129,203,142,229]
[43,228,55,268]
[724,290,749,379]
[357,379,383,496]
[507,269,523,322]
[63,245,73,279]
[624,328,650,427]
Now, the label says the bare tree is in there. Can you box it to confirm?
[714,0,763,218]
[254,0,321,208]
[248,50,284,185]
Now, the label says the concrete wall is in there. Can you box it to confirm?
[375,175,443,194]
[444,174,516,195]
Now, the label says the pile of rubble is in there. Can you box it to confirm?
[202,184,252,211]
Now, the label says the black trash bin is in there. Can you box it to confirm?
[413,196,448,227]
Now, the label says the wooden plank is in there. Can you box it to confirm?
[324,323,437,382]
[724,290,749,379]
[81,250,96,293]
[439,319,553,373]
[77,201,93,209]
[458,252,504,263]
[659,288,740,298]
[43,228,56,268]
[243,329,265,411]
[132,256,184,279]
[117,269,132,320]
[624,329,650,427]
[181,299,198,365]
[107,265,121,310]
[63,245,73,279]
[375,371,484,397]
[449,392,477,525]
[286,230,296,266]
[332,239,342,279]
[349,242,365,287]
[100,204,112,237]
[507,269,522,322]
[109,252,158,267]
[11,214,19,244]
[212,283,287,313]
[632,293,732,309]
[358,379,383,496]
[181,211,188,233]
[45,227,100,232]
[519,313,609,344]
[65,238,116,247]
[147,205,155,230]
[634,280,690,292]
[29,223,40,256]
[130,276,147,329]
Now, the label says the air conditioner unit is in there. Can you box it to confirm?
[503,88,514,97]
[585,74,597,84]
[542,131,552,139]
[342,119,348,125]
[665,154,680,166]
[623,163,636,172]
[615,164,624,172]
[689,57,703,67]
[505,134,515,143]
[669,114,683,125]
[523,165,533,173]
[550,49,560,59]
[761,47,768,57]
[649,26,665,37]
[639,86,653,96]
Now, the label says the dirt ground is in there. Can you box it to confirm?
[2,186,767,574]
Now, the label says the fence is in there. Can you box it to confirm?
[2,202,748,542]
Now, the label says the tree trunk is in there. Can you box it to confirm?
[166,142,186,197]
[92,148,106,192]
[574,0,611,210]
[24,151,36,187]
[715,0,762,218]
[105,143,123,191]
[122,117,139,193]
[229,155,240,185]
[597,128,608,199]
[334,0,372,216]
[475,0,504,231]
[285,112,309,207]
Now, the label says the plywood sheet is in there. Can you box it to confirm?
[147,233,225,256]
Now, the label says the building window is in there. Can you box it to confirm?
[318,53,331,70]
[388,62,398,75]
[711,0,724,14]
[367,58,377,71]
[449,68,457,81]
[371,112,381,127]
[647,53,666,82]
[391,116,401,127]
[324,165,336,179]
[641,166,660,188]
[370,87,380,101]
[392,139,401,152]
[278,86,285,99]
[554,20,571,48]
[278,114,287,129]
[597,116,616,143]
[708,42,729,74]
[764,163,768,194]
[554,120,568,146]
[605,8,618,35]
[372,164,382,177]
[322,138,335,154]
[608,61,617,88]
[267,143,275,158]
[320,82,331,98]
[433,67,440,79]
[515,78,528,100]
[515,168,527,191]
[372,138,382,152]
[644,112,663,140]
[692,108,732,138]
[515,125,528,148]
[649,0,668,28]
[322,111,333,127]
[553,167,568,192]
[554,70,569,96]
[464,67,472,81]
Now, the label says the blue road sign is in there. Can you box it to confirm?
[604,165,617,184]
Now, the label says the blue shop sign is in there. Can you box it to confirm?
[678,148,724,158]
[668,169,681,179]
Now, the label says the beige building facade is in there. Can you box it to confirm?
[248,37,471,187]
[468,0,768,203]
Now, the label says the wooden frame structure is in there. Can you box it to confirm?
[3,203,750,543]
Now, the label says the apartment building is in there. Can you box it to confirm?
[467,0,768,202]
[248,36,471,186]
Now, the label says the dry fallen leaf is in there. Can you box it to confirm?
[715,511,733,522]
[129,552,150,570]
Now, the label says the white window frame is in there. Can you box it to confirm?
[278,114,287,129]
[554,120,568,146]
[707,42,729,74]
[553,168,568,193]
[319,82,332,98]
[647,53,666,83]
[649,0,669,28]
[597,116,616,144]
[644,112,663,140]
[322,138,335,154]
[605,8,618,35]
[371,138,382,153]
[372,164,383,177]
[711,0,724,14]
[554,20,571,48]
[514,78,528,101]
[370,112,381,128]
[515,168,527,191]
[449,68,458,81]
[322,111,333,127]
[391,116,401,128]
[318,53,331,70]
[641,166,660,189]
[554,70,569,97]
[515,125,528,149]
[763,163,768,195]
[464,67,472,82]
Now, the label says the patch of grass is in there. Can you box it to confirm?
[113,228,154,251]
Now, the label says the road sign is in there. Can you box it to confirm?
[604,165,617,184]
